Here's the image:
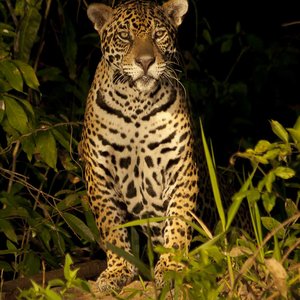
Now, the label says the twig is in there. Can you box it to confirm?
[224,47,249,84]
[7,140,20,194]
[5,0,18,27]
[281,21,300,27]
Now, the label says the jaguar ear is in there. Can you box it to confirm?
[162,0,188,27]
[87,3,113,34]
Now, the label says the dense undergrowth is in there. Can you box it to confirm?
[0,1,299,299]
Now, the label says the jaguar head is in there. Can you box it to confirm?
[87,0,188,92]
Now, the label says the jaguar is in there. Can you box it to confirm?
[80,0,215,293]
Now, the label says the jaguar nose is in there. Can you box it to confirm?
[135,55,155,74]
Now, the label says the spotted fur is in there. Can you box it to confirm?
[81,0,199,292]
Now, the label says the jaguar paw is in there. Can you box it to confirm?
[96,265,137,293]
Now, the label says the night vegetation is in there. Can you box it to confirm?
[0,0,299,299]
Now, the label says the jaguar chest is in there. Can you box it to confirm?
[84,77,192,217]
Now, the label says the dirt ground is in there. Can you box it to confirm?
[63,280,159,300]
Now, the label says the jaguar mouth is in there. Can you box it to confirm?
[141,75,151,83]
[135,75,152,84]
[134,75,157,92]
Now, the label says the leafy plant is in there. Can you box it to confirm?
[17,254,91,300]
[0,0,98,283]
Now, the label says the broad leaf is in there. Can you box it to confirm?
[273,166,295,179]
[4,96,28,133]
[17,4,42,62]
[0,60,23,92]
[0,219,18,243]
[261,217,285,239]
[36,130,57,169]
[270,120,289,143]
[63,212,95,242]
[13,60,39,90]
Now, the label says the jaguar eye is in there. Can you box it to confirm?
[118,31,130,40]
[154,30,166,40]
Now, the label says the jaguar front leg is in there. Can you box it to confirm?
[154,175,198,288]
[86,166,137,293]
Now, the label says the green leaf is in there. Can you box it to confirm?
[36,130,57,169]
[221,38,232,53]
[200,119,226,231]
[254,140,271,154]
[51,231,66,254]
[4,96,28,133]
[0,23,15,37]
[56,193,81,211]
[0,78,12,92]
[270,120,289,143]
[262,192,276,213]
[81,195,100,243]
[18,98,35,120]
[202,29,212,45]
[273,166,295,179]
[0,60,23,91]
[64,253,76,281]
[265,171,276,193]
[44,288,62,300]
[246,189,261,203]
[263,148,280,161]
[261,217,285,239]
[130,227,140,259]
[40,227,51,251]
[0,261,13,272]
[48,279,65,288]
[0,207,29,219]
[17,4,42,62]
[51,128,71,151]
[292,115,300,131]
[13,60,39,90]
[21,135,36,161]
[0,219,18,243]
[228,169,256,230]
[63,212,95,242]
[285,199,298,218]
[21,251,40,276]
[287,128,300,144]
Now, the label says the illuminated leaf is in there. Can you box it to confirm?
[270,120,289,143]
[4,96,28,133]
[13,60,39,90]
[36,130,57,169]
[63,212,95,242]
[273,166,295,179]
[0,60,23,92]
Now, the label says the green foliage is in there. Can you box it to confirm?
[0,0,98,283]
[17,254,91,300]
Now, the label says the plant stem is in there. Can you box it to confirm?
[7,141,20,194]
[5,0,18,27]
